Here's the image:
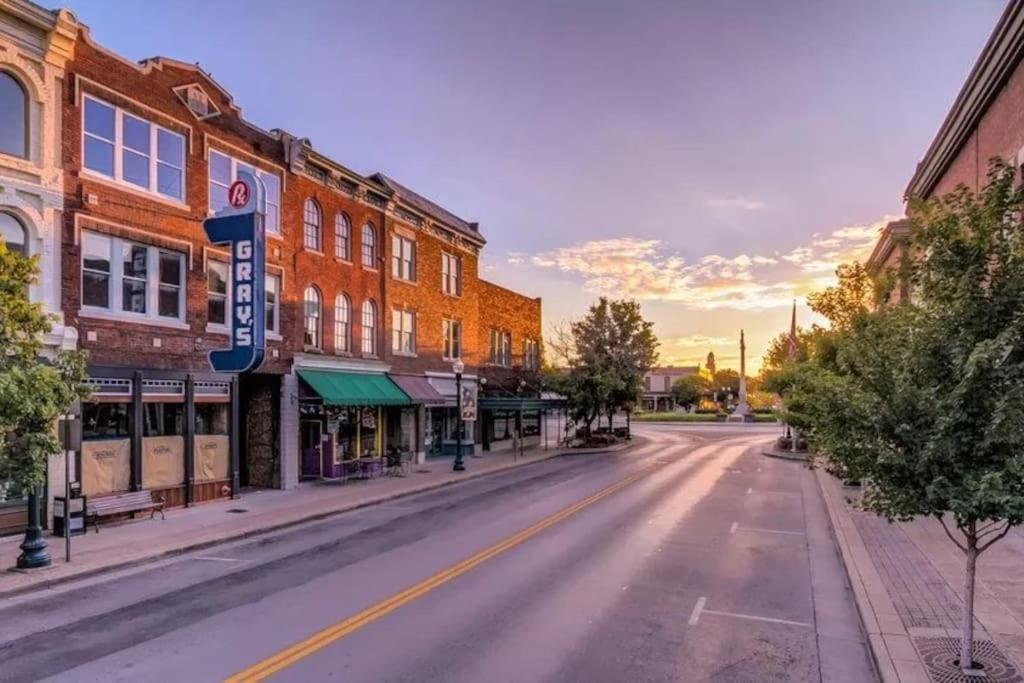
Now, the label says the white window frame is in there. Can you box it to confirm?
[442,252,462,295]
[334,293,351,354]
[303,198,322,251]
[206,260,229,328]
[361,299,378,356]
[362,224,377,269]
[207,149,282,235]
[79,231,186,324]
[207,264,280,335]
[335,213,351,261]
[391,308,416,354]
[443,318,462,360]
[391,235,416,282]
[304,286,322,349]
[82,95,186,202]
[265,273,281,336]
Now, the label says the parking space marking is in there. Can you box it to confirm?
[688,597,707,625]
[746,487,752,495]
[687,597,809,628]
[193,556,243,563]
[729,521,738,534]
[735,526,804,537]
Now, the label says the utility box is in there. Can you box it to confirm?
[53,494,86,537]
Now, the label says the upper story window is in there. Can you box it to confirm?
[392,309,416,354]
[205,261,279,334]
[443,318,462,360]
[361,299,377,356]
[0,72,28,159]
[489,329,512,366]
[304,199,322,251]
[80,230,185,322]
[207,260,229,326]
[442,252,462,295]
[362,223,377,268]
[334,293,351,353]
[0,212,26,255]
[265,274,280,335]
[208,149,281,234]
[303,285,321,348]
[335,213,350,260]
[523,339,540,371]
[83,95,186,202]
[391,235,416,281]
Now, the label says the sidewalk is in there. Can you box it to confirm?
[816,468,1024,682]
[0,441,631,599]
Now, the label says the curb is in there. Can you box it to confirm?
[761,445,810,462]
[1,439,639,601]
[814,467,924,683]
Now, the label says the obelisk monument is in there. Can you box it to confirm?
[729,329,751,421]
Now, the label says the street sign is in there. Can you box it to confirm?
[202,170,266,373]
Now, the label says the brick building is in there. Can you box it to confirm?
[868,1,1024,296]
[0,1,549,534]
[0,0,77,534]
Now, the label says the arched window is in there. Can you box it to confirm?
[303,199,322,251]
[335,213,350,261]
[361,299,377,355]
[0,212,26,255]
[0,72,28,159]
[361,223,376,268]
[303,286,321,348]
[334,293,351,353]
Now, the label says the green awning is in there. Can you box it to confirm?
[297,369,411,406]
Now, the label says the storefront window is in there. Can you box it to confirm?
[359,407,378,458]
[332,408,357,461]
[196,403,229,435]
[143,403,184,436]
[83,402,131,440]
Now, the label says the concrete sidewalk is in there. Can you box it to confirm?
[0,441,633,599]
[816,468,1024,682]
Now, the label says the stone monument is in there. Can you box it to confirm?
[728,329,752,422]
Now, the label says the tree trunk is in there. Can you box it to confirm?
[959,528,978,671]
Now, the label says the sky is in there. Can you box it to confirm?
[60,0,1007,373]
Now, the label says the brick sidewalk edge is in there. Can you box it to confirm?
[814,467,931,683]
[2,438,641,601]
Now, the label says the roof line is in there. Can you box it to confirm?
[905,0,1024,199]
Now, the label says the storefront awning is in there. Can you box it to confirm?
[479,396,567,411]
[388,374,446,405]
[297,369,411,407]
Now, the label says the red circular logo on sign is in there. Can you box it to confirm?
[228,180,250,208]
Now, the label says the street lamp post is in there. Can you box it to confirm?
[453,358,465,472]
[17,485,51,569]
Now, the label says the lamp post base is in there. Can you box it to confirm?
[17,490,52,570]
[453,458,465,472]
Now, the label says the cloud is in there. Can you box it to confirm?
[706,197,768,211]
[507,216,896,311]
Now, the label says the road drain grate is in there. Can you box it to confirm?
[914,637,1023,683]
[226,508,249,514]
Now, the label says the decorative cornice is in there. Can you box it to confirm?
[865,219,911,273]
[905,0,1024,199]
[43,8,77,69]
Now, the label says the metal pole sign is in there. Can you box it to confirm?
[202,171,266,373]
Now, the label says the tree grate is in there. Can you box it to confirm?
[914,637,1023,683]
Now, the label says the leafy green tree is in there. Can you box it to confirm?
[670,374,705,411]
[0,242,89,499]
[547,298,657,438]
[712,368,740,397]
[784,160,1024,671]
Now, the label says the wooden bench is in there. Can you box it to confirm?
[88,490,165,532]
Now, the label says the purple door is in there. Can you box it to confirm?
[300,420,322,478]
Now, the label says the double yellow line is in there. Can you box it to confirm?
[225,465,655,682]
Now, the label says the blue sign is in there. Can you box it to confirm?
[202,171,266,373]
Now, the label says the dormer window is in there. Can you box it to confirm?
[173,84,220,120]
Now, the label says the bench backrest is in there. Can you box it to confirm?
[90,491,155,513]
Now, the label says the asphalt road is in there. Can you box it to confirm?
[0,424,875,682]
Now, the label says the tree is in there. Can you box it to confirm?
[712,368,740,396]
[671,374,706,411]
[783,160,1024,671]
[0,242,89,501]
[547,298,658,438]
[806,262,873,331]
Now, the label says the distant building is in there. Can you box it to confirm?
[641,363,712,412]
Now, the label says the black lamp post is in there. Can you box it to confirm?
[17,485,51,569]
[453,358,465,472]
